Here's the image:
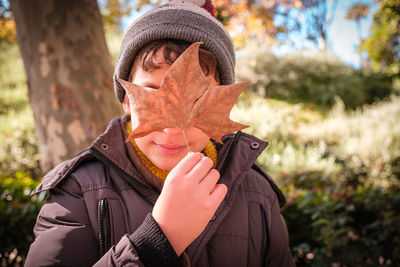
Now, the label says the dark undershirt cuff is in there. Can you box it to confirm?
[129,213,183,267]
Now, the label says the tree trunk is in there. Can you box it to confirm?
[11,0,122,172]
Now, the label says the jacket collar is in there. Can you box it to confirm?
[218,131,268,187]
[91,117,141,180]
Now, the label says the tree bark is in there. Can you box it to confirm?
[11,0,122,172]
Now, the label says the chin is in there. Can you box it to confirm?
[153,153,186,171]
[155,160,178,172]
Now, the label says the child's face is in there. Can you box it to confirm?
[124,48,219,171]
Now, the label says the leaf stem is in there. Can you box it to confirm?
[182,129,191,152]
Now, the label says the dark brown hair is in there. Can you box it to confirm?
[129,39,220,83]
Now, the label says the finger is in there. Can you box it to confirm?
[199,169,220,191]
[187,156,214,183]
[208,184,228,208]
[171,152,204,175]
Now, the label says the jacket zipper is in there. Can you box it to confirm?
[90,147,159,202]
[91,147,160,256]
[99,199,111,256]
[190,132,242,264]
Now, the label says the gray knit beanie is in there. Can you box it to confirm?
[113,0,235,103]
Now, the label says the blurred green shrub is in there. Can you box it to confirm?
[232,95,400,265]
[0,42,41,179]
[236,42,394,108]
[233,95,400,191]
[283,185,400,266]
[0,172,45,265]
[0,117,41,179]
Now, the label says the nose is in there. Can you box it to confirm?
[163,128,182,135]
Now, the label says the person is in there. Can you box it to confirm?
[25,0,295,266]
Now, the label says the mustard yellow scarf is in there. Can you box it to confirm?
[126,121,217,181]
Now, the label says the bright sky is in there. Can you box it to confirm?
[328,1,375,67]
[271,0,376,68]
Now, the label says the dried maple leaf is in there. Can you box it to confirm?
[117,42,249,144]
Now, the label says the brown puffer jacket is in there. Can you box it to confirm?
[25,117,295,267]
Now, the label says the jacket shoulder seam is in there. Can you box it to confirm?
[31,149,95,195]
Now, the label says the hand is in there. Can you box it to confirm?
[152,152,228,256]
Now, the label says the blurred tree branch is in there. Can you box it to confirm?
[345,1,371,67]
[300,0,339,50]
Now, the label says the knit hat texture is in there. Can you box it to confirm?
[113,0,235,103]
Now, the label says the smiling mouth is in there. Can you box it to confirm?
[154,143,188,155]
